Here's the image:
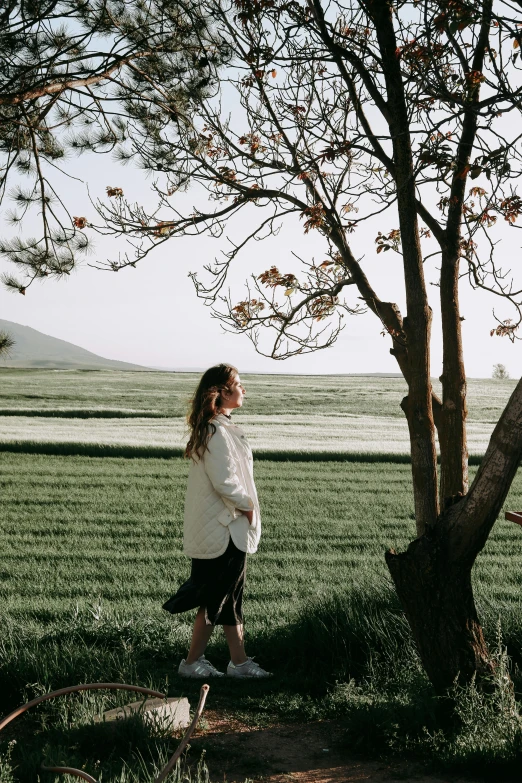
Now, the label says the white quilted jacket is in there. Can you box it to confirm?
[183,414,261,558]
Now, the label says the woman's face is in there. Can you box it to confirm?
[222,375,245,410]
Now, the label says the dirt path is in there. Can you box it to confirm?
[190,712,496,783]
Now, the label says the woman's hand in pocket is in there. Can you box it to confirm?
[242,509,254,526]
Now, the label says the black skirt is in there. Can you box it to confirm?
[162,539,247,626]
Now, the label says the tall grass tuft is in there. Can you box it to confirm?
[441,636,522,770]
[293,591,522,776]
[0,741,16,783]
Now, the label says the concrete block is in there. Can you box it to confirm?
[98,697,190,732]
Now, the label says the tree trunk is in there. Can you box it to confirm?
[437,0,491,502]
[387,378,522,693]
[371,0,439,535]
[439,248,468,504]
[386,533,492,694]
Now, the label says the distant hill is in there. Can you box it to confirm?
[0,319,150,371]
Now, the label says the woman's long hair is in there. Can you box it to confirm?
[185,364,238,460]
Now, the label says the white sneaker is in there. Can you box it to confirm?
[178,655,224,678]
[227,657,272,678]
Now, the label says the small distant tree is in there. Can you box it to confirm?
[11,0,522,694]
[492,363,510,380]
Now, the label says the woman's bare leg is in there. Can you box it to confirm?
[186,607,215,664]
[223,623,248,665]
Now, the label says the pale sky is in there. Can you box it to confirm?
[1,138,521,379]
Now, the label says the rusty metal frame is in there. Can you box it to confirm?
[154,684,209,783]
[0,681,210,782]
[0,684,165,733]
[40,766,98,783]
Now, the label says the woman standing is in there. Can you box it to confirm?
[163,364,271,679]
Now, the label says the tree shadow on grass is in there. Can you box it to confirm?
[2,586,522,781]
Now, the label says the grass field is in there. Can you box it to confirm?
[2,452,522,617]
[2,451,522,780]
[2,368,522,781]
[0,368,517,455]
[0,367,517,420]
[0,454,416,621]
